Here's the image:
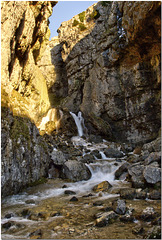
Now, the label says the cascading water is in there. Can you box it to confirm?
[2,111,129,239]
[70,111,85,137]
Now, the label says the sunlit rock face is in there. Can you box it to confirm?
[43,1,161,144]
[1,1,57,123]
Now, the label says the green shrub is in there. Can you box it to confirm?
[72,19,79,27]
[79,23,87,31]
[78,11,85,22]
[89,9,100,20]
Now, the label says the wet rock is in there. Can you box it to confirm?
[50,212,61,217]
[70,196,78,202]
[62,184,68,188]
[143,166,161,184]
[120,188,136,199]
[62,160,91,181]
[144,152,161,165]
[115,162,130,179]
[82,193,94,198]
[120,207,135,222]
[2,221,12,229]
[37,212,49,221]
[135,189,147,199]
[142,137,161,153]
[92,181,112,193]
[50,150,66,166]
[95,211,118,227]
[140,207,158,222]
[82,153,95,163]
[29,229,42,239]
[4,213,14,219]
[93,201,104,206]
[20,209,31,218]
[91,150,102,159]
[88,135,104,143]
[144,226,161,239]
[112,199,126,215]
[132,225,144,235]
[128,163,145,188]
[25,199,36,204]
[64,190,76,195]
[104,148,124,158]
[148,190,161,200]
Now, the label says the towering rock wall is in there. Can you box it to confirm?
[41,1,161,144]
[1,1,57,123]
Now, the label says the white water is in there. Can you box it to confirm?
[70,111,85,137]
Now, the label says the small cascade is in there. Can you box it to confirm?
[70,111,86,137]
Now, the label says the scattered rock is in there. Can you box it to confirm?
[93,201,104,206]
[128,164,145,188]
[120,207,135,222]
[132,225,144,235]
[91,150,102,159]
[62,160,91,181]
[140,207,158,222]
[143,166,161,184]
[115,162,130,179]
[144,152,161,165]
[4,213,14,219]
[142,137,161,153]
[70,196,78,202]
[120,188,136,199]
[29,229,42,239]
[144,226,161,239]
[25,199,36,205]
[148,190,161,200]
[95,211,118,227]
[50,212,61,217]
[62,184,68,188]
[82,154,95,163]
[112,199,126,215]
[135,189,147,199]
[104,148,124,158]
[92,181,112,193]
[64,190,76,195]
[82,193,94,198]
[2,221,12,229]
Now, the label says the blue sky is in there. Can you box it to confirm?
[49,1,98,39]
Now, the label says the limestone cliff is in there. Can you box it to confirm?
[40,1,161,144]
[1,1,57,123]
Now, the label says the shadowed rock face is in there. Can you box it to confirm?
[41,1,161,144]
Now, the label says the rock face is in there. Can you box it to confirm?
[1,107,51,197]
[1,1,57,123]
[40,1,161,144]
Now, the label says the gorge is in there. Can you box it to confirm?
[1,1,161,239]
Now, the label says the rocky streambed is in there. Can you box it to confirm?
[1,133,161,239]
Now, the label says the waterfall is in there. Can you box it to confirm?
[70,111,85,137]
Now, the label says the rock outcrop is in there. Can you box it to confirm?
[40,1,161,144]
[1,1,57,123]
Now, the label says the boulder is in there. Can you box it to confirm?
[64,190,76,195]
[104,148,124,158]
[92,181,112,193]
[143,166,161,184]
[148,190,161,200]
[142,137,161,153]
[128,164,145,188]
[95,211,118,227]
[62,160,91,181]
[112,199,126,215]
[144,152,161,165]
[50,150,66,166]
[140,207,158,222]
[115,162,130,179]
[120,188,136,199]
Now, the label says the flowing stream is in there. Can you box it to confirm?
[1,112,131,239]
